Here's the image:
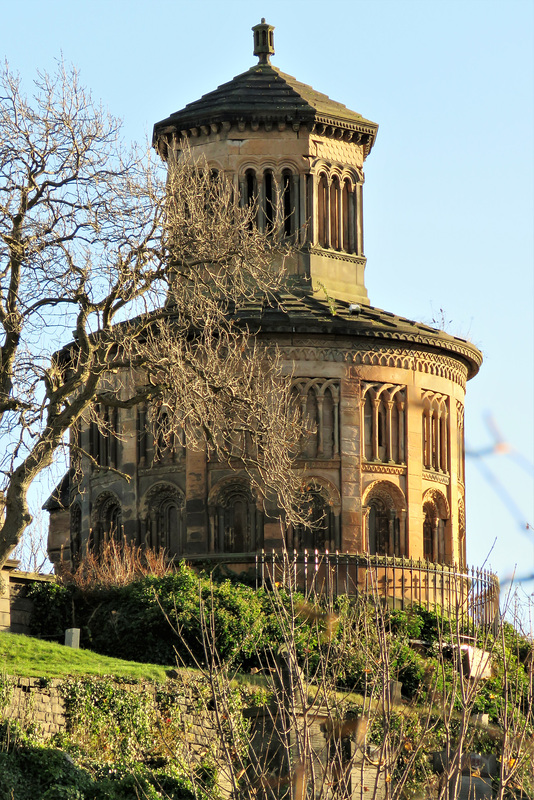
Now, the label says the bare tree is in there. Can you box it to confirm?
[0,61,303,569]
[11,502,52,574]
[171,561,534,800]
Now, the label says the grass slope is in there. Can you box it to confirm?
[0,631,172,681]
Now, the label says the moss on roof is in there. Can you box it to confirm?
[233,290,482,380]
[154,63,378,144]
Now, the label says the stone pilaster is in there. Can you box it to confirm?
[339,369,361,552]
[405,384,423,558]
[185,449,208,553]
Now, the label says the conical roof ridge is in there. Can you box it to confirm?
[153,62,378,150]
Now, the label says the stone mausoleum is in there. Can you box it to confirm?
[47,22,494,613]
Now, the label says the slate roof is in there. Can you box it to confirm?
[43,471,72,512]
[153,63,378,147]
[233,291,482,379]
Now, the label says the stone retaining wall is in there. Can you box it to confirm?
[1,677,66,737]
[1,673,384,798]
[0,560,53,635]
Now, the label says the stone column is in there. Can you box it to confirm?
[441,408,448,473]
[308,173,317,246]
[317,394,324,456]
[356,182,364,255]
[324,177,331,249]
[185,447,208,553]
[349,186,356,253]
[386,400,394,462]
[291,173,300,239]
[399,510,407,556]
[257,174,266,232]
[339,370,361,553]
[406,385,423,558]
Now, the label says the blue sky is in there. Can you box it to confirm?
[3,0,533,598]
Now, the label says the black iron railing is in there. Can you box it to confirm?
[185,549,500,633]
[254,549,500,632]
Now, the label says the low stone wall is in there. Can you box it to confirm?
[0,672,234,794]
[1,677,66,737]
[0,560,53,635]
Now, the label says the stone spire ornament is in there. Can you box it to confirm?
[252,18,275,63]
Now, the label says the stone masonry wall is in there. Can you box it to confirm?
[2,677,66,737]
[0,561,53,635]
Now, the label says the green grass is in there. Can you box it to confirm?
[0,631,172,681]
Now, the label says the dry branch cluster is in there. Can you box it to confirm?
[0,62,304,567]
[184,576,534,800]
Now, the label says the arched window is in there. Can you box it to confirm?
[422,490,449,563]
[209,481,262,554]
[243,168,258,227]
[330,175,341,250]
[363,481,406,557]
[137,403,148,464]
[263,169,275,232]
[92,493,122,552]
[89,404,119,469]
[70,504,82,566]
[294,489,330,551]
[137,404,185,466]
[282,169,294,237]
[292,379,340,460]
[317,173,329,248]
[342,178,353,252]
[422,392,449,473]
[291,479,340,552]
[368,496,393,556]
[144,485,185,555]
[361,383,406,464]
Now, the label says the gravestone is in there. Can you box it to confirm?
[65,628,80,648]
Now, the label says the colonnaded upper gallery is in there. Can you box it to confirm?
[46,20,482,576]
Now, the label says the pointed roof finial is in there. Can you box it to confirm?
[252,19,275,64]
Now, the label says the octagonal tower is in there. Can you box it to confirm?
[47,22,489,614]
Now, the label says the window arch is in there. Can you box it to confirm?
[422,489,450,563]
[362,383,406,464]
[70,503,82,566]
[208,479,263,553]
[422,392,449,472]
[263,168,275,232]
[330,175,341,250]
[342,177,355,252]
[363,481,406,557]
[242,168,258,228]
[292,378,340,460]
[136,403,185,466]
[290,478,340,552]
[317,172,329,248]
[315,168,359,254]
[143,484,185,555]
[92,492,122,552]
[282,169,295,237]
[89,404,119,469]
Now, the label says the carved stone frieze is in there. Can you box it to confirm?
[309,141,364,169]
[362,463,407,476]
[139,465,184,476]
[278,344,468,387]
[422,469,450,486]
[308,248,367,267]
[294,459,341,468]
